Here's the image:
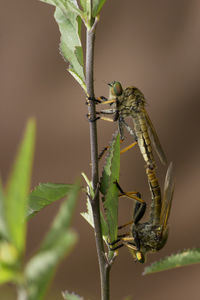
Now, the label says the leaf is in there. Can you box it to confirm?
[27,183,74,218]
[81,172,94,198]
[79,0,93,27]
[92,0,106,17]
[55,7,86,92]
[39,0,86,91]
[81,173,108,240]
[25,182,80,300]
[79,0,90,12]
[100,133,120,242]
[5,119,36,254]
[0,265,18,285]
[80,197,108,241]
[143,248,200,275]
[40,0,83,18]
[62,290,84,300]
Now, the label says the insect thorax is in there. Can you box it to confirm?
[133,223,168,252]
[116,86,145,118]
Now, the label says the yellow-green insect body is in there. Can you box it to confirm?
[105,82,167,169]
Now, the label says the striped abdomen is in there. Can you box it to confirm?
[133,112,155,169]
[146,167,161,225]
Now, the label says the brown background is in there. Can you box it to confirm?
[1,0,200,299]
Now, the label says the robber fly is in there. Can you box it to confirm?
[109,162,174,263]
[94,81,167,170]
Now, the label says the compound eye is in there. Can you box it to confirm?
[113,82,123,96]
[136,251,145,263]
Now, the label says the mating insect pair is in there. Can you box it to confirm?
[88,82,174,263]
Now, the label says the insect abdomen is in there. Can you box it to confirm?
[133,114,155,169]
[146,168,161,225]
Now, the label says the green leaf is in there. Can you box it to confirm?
[40,0,83,18]
[27,183,74,218]
[79,0,90,12]
[55,8,86,92]
[62,290,84,300]
[92,0,106,17]
[81,172,94,198]
[81,173,108,240]
[5,119,36,254]
[26,231,77,300]
[39,0,86,91]
[100,133,120,242]
[0,266,18,284]
[79,0,92,26]
[80,197,108,241]
[25,182,80,300]
[144,248,200,275]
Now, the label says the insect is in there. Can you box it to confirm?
[109,162,174,263]
[93,81,167,169]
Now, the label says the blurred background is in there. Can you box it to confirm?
[1,0,200,299]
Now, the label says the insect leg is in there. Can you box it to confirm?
[121,119,137,141]
[118,118,139,153]
[93,109,116,123]
[108,243,124,251]
[98,146,110,160]
[86,113,100,122]
[98,137,124,160]
[120,141,138,154]
[132,227,140,250]
[108,233,130,246]
[107,236,127,251]
[86,96,102,104]
[87,96,116,105]
[118,221,133,230]
[133,201,146,225]
[117,115,125,140]
[119,190,145,204]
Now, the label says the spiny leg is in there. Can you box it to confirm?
[87,96,116,105]
[121,118,137,140]
[120,141,138,154]
[118,221,133,230]
[108,233,133,251]
[133,201,146,225]
[114,180,145,204]
[98,140,138,160]
[98,138,124,160]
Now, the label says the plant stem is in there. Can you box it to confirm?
[85,20,111,300]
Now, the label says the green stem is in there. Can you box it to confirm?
[85,19,111,300]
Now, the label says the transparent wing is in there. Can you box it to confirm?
[160,162,175,231]
[144,110,167,165]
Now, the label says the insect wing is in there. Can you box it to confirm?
[144,111,167,165]
[160,162,175,231]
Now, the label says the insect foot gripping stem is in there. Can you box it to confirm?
[86,113,100,122]
[88,95,115,106]
[87,96,103,104]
